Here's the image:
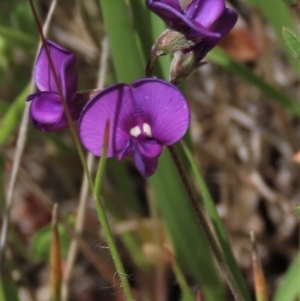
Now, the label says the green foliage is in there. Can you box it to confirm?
[0,84,29,146]
[3,0,300,299]
[149,148,225,300]
[181,143,251,301]
[0,269,20,301]
[273,251,300,301]
[98,0,144,82]
[294,204,300,219]
[283,27,300,59]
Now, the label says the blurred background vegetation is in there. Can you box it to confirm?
[1,0,300,301]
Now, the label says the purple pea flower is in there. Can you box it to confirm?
[146,0,238,79]
[78,78,190,177]
[27,40,82,131]
[147,0,237,41]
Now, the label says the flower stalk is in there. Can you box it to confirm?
[93,120,135,301]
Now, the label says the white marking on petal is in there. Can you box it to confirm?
[143,123,152,137]
[130,126,141,137]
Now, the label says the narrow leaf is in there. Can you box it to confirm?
[98,0,144,82]
[283,27,300,59]
[273,251,300,301]
[181,142,251,301]
[294,204,300,219]
[0,268,20,301]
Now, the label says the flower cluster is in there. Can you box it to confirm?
[27,0,237,177]
[146,0,238,82]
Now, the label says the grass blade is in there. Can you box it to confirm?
[273,251,300,301]
[98,0,144,82]
[283,27,300,59]
[181,142,251,301]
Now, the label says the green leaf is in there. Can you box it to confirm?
[283,27,300,59]
[98,0,144,82]
[181,142,251,301]
[273,251,300,301]
[294,204,300,219]
[0,269,20,301]
[149,147,225,300]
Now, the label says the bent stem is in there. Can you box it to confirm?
[167,145,244,301]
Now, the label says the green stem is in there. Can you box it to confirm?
[168,145,244,301]
[93,121,135,301]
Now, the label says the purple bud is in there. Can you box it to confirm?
[26,40,82,132]
[170,48,206,84]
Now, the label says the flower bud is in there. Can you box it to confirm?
[170,48,206,85]
[146,29,198,76]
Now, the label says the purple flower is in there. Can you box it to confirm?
[147,0,237,42]
[145,0,238,78]
[170,7,238,84]
[78,78,190,177]
[27,40,82,131]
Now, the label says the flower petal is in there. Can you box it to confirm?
[185,0,225,28]
[137,139,163,159]
[146,0,219,39]
[28,92,68,131]
[147,0,182,11]
[134,148,159,177]
[194,8,238,61]
[78,84,138,157]
[34,39,77,99]
[132,78,190,145]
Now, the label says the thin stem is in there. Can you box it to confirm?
[28,0,94,192]
[93,120,135,301]
[168,145,244,301]
[93,199,135,300]
[62,36,109,301]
